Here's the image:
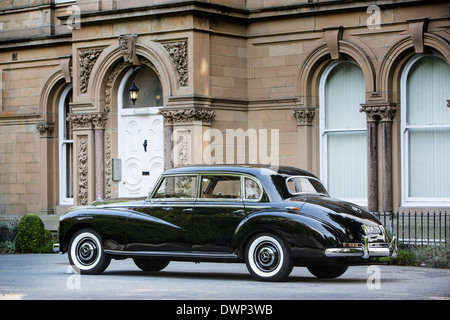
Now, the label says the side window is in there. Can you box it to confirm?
[244,177,262,200]
[200,175,241,199]
[153,175,197,200]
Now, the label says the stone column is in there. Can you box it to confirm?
[360,105,380,212]
[36,122,55,214]
[293,108,315,171]
[159,110,174,170]
[92,113,108,200]
[159,108,215,168]
[360,103,396,213]
[380,105,396,213]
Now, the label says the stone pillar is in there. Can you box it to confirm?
[159,108,215,168]
[67,112,107,205]
[360,105,379,212]
[380,105,396,212]
[293,108,315,171]
[360,103,396,212]
[92,113,108,200]
[36,122,56,214]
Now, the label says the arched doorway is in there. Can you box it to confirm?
[117,65,164,197]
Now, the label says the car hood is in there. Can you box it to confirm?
[89,198,147,209]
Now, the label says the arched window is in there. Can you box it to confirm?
[320,61,367,205]
[401,55,450,206]
[59,85,73,205]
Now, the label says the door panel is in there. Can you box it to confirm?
[119,113,164,197]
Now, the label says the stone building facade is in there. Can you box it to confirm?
[0,0,449,230]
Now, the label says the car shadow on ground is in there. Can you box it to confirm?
[99,269,392,284]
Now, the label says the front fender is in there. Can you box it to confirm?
[59,208,131,252]
[233,211,344,258]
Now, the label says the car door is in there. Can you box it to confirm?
[126,174,197,252]
[192,174,246,253]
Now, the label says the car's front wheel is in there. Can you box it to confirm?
[245,234,293,282]
[68,228,111,275]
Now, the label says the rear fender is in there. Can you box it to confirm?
[233,211,343,257]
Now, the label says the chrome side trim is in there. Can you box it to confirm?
[104,250,238,260]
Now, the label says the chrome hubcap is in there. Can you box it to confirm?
[254,241,280,273]
[76,238,98,266]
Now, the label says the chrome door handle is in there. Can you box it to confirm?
[182,208,193,213]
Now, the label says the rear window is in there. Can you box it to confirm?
[286,176,328,196]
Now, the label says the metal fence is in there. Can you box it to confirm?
[374,211,449,246]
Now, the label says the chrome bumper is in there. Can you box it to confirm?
[325,236,398,259]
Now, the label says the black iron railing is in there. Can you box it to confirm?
[374,211,449,246]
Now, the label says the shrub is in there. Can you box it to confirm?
[14,214,48,253]
[414,246,450,269]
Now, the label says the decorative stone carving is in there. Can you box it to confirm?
[324,27,343,60]
[293,108,315,126]
[163,40,188,87]
[79,48,103,94]
[105,133,112,199]
[119,34,140,65]
[359,103,397,122]
[36,122,55,137]
[67,112,108,129]
[78,138,88,205]
[159,108,216,125]
[104,61,129,112]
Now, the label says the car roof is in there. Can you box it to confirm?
[163,164,318,178]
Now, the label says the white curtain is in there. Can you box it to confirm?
[322,62,367,202]
[405,56,450,201]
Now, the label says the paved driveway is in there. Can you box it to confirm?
[1,253,449,300]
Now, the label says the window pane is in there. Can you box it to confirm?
[327,131,367,199]
[65,143,73,199]
[201,175,241,199]
[154,176,196,199]
[408,127,450,198]
[407,56,450,126]
[245,178,262,200]
[122,67,163,109]
[325,62,366,130]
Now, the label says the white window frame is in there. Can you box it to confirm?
[319,60,367,206]
[59,85,74,205]
[400,54,450,207]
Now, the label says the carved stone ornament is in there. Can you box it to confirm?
[119,34,140,65]
[163,40,188,87]
[78,137,88,205]
[359,103,397,122]
[159,108,216,125]
[79,48,103,94]
[36,122,55,137]
[293,108,315,126]
[67,113,108,129]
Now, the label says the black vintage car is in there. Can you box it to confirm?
[57,165,397,282]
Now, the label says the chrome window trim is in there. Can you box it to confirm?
[285,175,329,196]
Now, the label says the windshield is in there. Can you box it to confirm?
[286,176,328,196]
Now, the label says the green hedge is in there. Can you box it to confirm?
[14,214,54,253]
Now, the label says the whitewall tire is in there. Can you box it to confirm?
[245,234,293,282]
[68,228,111,275]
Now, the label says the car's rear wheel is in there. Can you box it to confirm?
[68,228,111,275]
[307,265,348,279]
[133,258,170,272]
[245,234,293,282]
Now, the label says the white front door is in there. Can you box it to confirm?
[118,111,164,197]
[118,67,164,198]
